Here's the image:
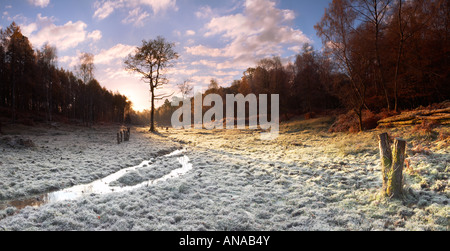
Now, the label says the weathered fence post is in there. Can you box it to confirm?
[378,133,392,192]
[117,128,131,144]
[378,133,407,199]
[389,138,406,199]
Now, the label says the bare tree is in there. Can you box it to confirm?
[77,53,94,84]
[177,79,193,99]
[124,36,179,132]
[76,53,95,126]
[208,78,220,91]
[351,0,393,111]
[315,0,369,131]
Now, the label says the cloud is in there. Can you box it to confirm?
[185,39,195,45]
[21,22,38,35]
[94,43,136,65]
[213,70,241,76]
[5,13,29,23]
[288,45,302,53]
[195,6,214,19]
[139,0,177,14]
[22,14,101,51]
[185,45,224,58]
[122,7,150,27]
[191,60,217,68]
[29,21,88,51]
[59,55,80,68]
[190,75,214,85]
[185,0,311,68]
[88,30,103,41]
[93,0,177,21]
[93,1,120,20]
[185,30,196,36]
[203,13,248,39]
[167,67,199,76]
[28,0,50,8]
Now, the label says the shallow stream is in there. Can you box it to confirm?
[0,149,192,210]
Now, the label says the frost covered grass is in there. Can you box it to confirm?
[0,124,180,201]
[0,118,448,231]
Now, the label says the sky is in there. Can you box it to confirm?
[1,0,332,112]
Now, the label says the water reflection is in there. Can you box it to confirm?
[1,149,192,210]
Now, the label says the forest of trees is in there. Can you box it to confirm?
[147,0,449,131]
[1,0,448,132]
[0,22,131,126]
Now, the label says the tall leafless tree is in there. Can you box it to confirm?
[177,79,193,99]
[351,0,392,111]
[315,0,369,131]
[124,36,179,132]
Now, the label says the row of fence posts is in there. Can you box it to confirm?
[117,127,131,144]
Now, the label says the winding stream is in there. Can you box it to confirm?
[1,149,192,210]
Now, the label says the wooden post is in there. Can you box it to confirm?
[378,133,392,192]
[117,132,120,144]
[389,138,406,199]
[120,131,123,142]
[378,133,406,199]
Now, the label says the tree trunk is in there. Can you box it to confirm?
[150,86,156,132]
[378,133,406,199]
[47,79,52,122]
[376,28,390,112]
[354,105,364,132]
[394,0,403,113]
[358,111,363,132]
[393,42,403,113]
[11,66,16,123]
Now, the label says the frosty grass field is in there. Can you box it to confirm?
[0,117,448,231]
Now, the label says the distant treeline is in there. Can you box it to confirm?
[0,22,130,125]
[145,0,449,131]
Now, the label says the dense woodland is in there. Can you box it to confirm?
[150,0,449,131]
[0,23,131,126]
[1,0,449,132]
